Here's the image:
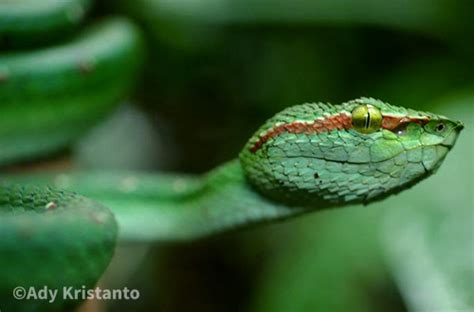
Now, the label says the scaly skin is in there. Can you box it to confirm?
[0,184,117,312]
[0,98,463,311]
[240,98,463,205]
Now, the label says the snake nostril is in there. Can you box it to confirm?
[314,173,320,179]
[456,121,464,130]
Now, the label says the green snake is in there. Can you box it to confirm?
[0,6,465,311]
[0,17,143,165]
[0,97,463,311]
[0,0,93,48]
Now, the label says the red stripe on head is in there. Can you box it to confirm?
[250,113,431,153]
[381,115,430,130]
[250,113,352,153]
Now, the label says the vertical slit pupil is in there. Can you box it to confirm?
[365,110,371,129]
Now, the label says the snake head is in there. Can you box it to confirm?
[239,98,463,207]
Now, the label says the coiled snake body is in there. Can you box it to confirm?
[0,98,463,311]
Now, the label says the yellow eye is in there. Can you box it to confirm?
[351,105,382,134]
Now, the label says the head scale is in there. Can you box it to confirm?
[239,98,463,206]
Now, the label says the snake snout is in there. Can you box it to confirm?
[441,121,464,149]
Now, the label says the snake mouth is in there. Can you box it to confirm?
[440,143,453,150]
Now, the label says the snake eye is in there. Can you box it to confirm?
[351,105,382,134]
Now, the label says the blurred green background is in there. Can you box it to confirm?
[1,0,473,311]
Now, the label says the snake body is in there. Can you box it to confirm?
[0,185,117,312]
[0,65,464,312]
[0,17,144,165]
[5,98,463,243]
[0,0,92,48]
